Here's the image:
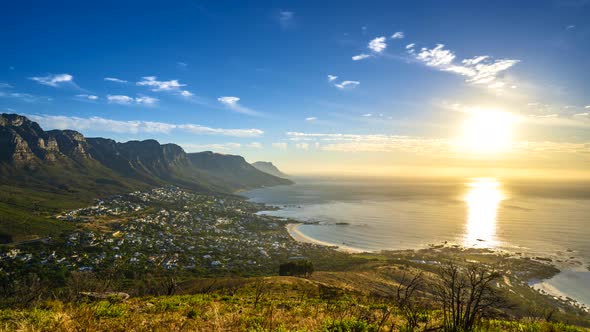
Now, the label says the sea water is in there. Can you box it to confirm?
[242,176,590,306]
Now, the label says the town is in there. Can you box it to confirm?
[0,187,342,279]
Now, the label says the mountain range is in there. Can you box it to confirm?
[0,113,291,193]
[0,113,291,241]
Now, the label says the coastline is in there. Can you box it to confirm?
[285,223,367,254]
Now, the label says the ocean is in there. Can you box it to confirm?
[242,176,590,306]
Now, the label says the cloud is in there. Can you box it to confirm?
[335,80,360,89]
[295,142,310,150]
[566,25,576,30]
[180,90,194,97]
[107,95,135,104]
[217,96,261,116]
[305,117,317,121]
[391,31,404,39]
[107,94,158,105]
[0,83,12,88]
[137,76,186,91]
[246,142,263,148]
[405,43,415,49]
[278,11,294,28]
[76,94,99,100]
[272,142,288,150]
[29,73,74,87]
[104,77,127,83]
[352,54,372,61]
[181,143,241,152]
[368,36,387,53]
[135,95,159,105]
[0,91,51,103]
[27,114,264,137]
[416,44,456,66]
[286,131,453,153]
[362,113,372,117]
[413,44,520,87]
[327,75,338,81]
[585,105,590,109]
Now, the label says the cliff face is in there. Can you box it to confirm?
[0,113,292,193]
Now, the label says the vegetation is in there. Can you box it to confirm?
[0,274,586,332]
[279,260,314,278]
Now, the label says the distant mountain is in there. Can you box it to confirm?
[0,113,292,194]
[252,161,289,178]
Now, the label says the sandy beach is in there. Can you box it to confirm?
[285,223,366,253]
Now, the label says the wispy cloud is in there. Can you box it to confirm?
[217,96,261,116]
[272,142,288,150]
[104,77,127,83]
[278,10,295,29]
[368,36,387,53]
[413,44,520,88]
[305,117,317,121]
[135,95,159,105]
[391,31,404,39]
[136,76,194,98]
[107,95,134,104]
[335,80,360,89]
[29,73,75,87]
[137,76,186,91]
[181,143,242,152]
[285,131,590,155]
[107,94,158,105]
[28,114,264,137]
[352,54,372,61]
[0,91,51,103]
[295,142,310,150]
[327,75,338,81]
[76,94,99,101]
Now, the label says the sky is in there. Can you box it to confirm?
[1,0,590,177]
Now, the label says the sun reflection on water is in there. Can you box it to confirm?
[463,178,504,247]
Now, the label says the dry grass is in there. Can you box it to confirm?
[0,276,587,332]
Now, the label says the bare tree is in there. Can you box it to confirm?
[393,271,426,331]
[252,278,268,309]
[434,261,503,332]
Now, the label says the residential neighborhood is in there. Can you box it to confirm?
[0,187,334,277]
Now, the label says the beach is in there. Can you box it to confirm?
[285,223,365,253]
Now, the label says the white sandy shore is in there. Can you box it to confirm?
[285,223,367,253]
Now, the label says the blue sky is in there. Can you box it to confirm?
[1,0,590,176]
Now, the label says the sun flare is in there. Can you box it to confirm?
[460,109,515,154]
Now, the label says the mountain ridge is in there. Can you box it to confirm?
[0,113,292,193]
[0,113,292,241]
[252,161,289,178]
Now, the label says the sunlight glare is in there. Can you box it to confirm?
[463,178,504,247]
[461,109,514,154]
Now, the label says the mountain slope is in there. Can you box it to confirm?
[0,113,292,241]
[252,161,289,178]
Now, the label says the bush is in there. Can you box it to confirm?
[279,260,314,277]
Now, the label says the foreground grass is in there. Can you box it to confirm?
[0,277,586,332]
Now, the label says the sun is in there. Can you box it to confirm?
[460,109,515,154]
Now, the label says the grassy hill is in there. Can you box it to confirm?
[0,275,587,332]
